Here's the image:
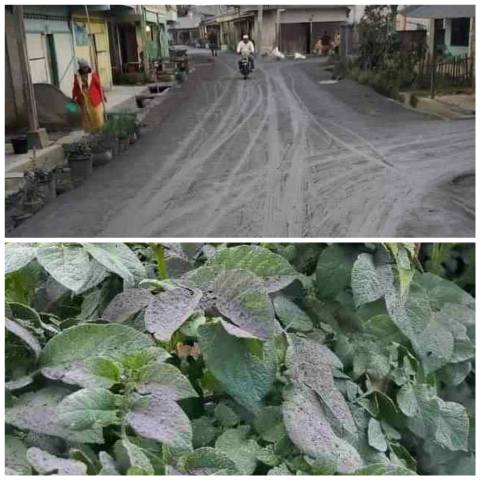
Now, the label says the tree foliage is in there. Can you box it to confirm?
[5,243,475,475]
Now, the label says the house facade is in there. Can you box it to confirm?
[397,5,475,58]
[214,5,354,54]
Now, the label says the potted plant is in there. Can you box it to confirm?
[34,167,56,202]
[88,134,114,167]
[63,141,93,186]
[11,135,29,155]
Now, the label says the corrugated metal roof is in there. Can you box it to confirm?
[401,5,475,19]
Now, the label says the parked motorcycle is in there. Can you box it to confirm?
[239,54,252,79]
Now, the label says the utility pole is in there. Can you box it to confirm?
[257,5,263,54]
[12,5,48,148]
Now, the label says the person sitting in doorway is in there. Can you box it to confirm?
[321,31,331,55]
[237,34,255,70]
[72,59,106,133]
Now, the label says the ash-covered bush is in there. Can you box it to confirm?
[5,243,475,475]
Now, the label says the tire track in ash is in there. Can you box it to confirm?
[104,59,263,235]
[284,66,412,235]
[145,58,268,235]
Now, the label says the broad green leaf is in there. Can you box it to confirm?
[5,386,104,443]
[58,388,121,431]
[36,245,93,293]
[82,243,146,287]
[214,402,240,428]
[316,245,355,299]
[415,272,475,310]
[253,406,287,443]
[192,416,218,448]
[27,447,87,475]
[198,322,276,413]
[351,253,384,307]
[40,324,154,388]
[5,317,41,359]
[102,288,154,323]
[137,362,198,400]
[5,243,37,273]
[367,418,387,452]
[207,245,297,291]
[282,383,363,474]
[286,335,356,434]
[178,447,238,475]
[215,426,260,474]
[145,286,202,341]
[273,295,313,332]
[126,394,192,451]
[353,340,391,381]
[5,435,32,475]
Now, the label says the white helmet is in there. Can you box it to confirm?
[243,34,249,40]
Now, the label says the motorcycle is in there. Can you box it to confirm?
[238,54,252,79]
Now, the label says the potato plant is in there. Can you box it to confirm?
[5,243,475,475]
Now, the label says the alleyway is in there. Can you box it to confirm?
[10,49,475,237]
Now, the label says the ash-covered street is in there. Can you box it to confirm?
[11,50,475,238]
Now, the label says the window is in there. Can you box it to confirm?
[450,17,470,47]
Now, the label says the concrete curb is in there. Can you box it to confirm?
[398,92,475,120]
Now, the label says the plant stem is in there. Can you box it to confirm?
[152,244,168,280]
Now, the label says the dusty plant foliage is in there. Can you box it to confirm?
[5,243,475,475]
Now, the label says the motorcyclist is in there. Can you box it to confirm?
[237,34,255,70]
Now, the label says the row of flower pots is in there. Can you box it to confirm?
[64,113,139,187]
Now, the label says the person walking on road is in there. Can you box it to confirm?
[72,59,106,133]
[237,34,255,70]
[208,30,219,56]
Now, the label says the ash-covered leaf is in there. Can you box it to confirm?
[316,245,355,299]
[5,317,41,359]
[207,245,298,289]
[253,405,287,443]
[137,362,198,400]
[367,418,387,452]
[58,388,121,431]
[397,383,469,452]
[126,394,192,451]
[192,416,218,448]
[286,335,356,434]
[178,447,238,475]
[39,324,154,388]
[27,447,87,475]
[351,253,384,307]
[215,426,260,474]
[214,402,240,428]
[82,243,146,287]
[213,269,275,340]
[355,463,416,475]
[282,383,362,474]
[99,451,120,475]
[145,286,202,341]
[267,463,291,475]
[5,243,37,273]
[5,435,32,475]
[36,245,93,293]
[5,386,104,443]
[273,295,313,332]
[198,322,276,414]
[102,288,154,323]
[120,435,154,475]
